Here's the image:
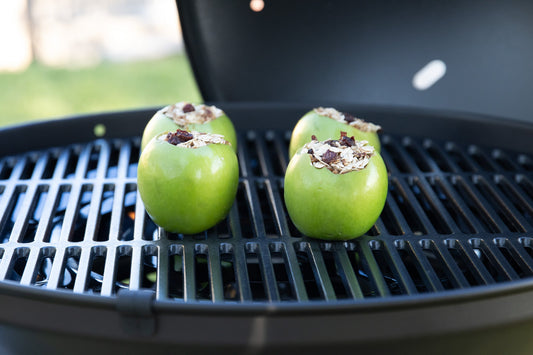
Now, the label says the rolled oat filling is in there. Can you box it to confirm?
[304,132,375,174]
[161,102,224,126]
[162,129,230,149]
[314,107,381,133]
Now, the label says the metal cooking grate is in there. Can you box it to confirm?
[0,130,533,303]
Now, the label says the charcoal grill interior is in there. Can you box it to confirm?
[1,104,533,355]
[0,105,532,303]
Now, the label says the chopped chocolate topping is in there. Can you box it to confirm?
[165,129,193,145]
[161,102,224,126]
[322,149,338,164]
[161,130,230,149]
[343,112,355,123]
[182,103,195,113]
[311,135,317,141]
[303,132,375,174]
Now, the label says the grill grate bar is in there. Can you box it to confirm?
[72,246,92,293]
[0,128,533,305]
[357,240,391,297]
[19,247,40,286]
[334,245,365,298]
[431,240,471,289]
[381,239,419,294]
[283,241,309,301]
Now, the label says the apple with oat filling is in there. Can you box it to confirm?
[141,102,237,152]
[288,107,381,158]
[284,132,388,240]
[138,129,239,234]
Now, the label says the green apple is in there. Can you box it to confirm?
[137,129,239,234]
[288,107,381,158]
[284,133,388,240]
[141,102,237,152]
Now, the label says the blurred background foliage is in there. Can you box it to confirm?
[0,0,202,127]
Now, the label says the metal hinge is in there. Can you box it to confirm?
[116,289,156,336]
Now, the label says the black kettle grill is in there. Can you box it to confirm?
[1,1,533,354]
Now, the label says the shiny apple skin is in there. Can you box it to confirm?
[288,110,381,158]
[138,135,239,234]
[284,147,388,240]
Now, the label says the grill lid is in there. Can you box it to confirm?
[0,106,533,307]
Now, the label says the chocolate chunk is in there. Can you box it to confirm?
[322,149,338,164]
[339,135,356,147]
[343,112,355,123]
[311,135,317,141]
[182,103,195,113]
[307,149,314,154]
[324,140,336,147]
[166,129,194,145]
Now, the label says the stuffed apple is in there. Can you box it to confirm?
[141,102,237,152]
[284,132,388,240]
[288,107,381,158]
[138,129,239,234]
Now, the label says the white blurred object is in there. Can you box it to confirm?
[0,0,33,72]
[33,0,183,67]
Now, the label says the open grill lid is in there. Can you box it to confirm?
[0,104,532,305]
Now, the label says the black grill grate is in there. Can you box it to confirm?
[0,130,533,303]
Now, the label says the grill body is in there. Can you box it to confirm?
[0,103,533,354]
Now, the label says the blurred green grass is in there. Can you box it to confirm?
[0,54,202,127]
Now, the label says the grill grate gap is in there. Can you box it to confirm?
[382,137,412,173]
[63,147,81,179]
[236,182,255,239]
[396,244,428,293]
[446,241,484,286]
[167,245,184,300]
[141,245,157,290]
[408,177,452,235]
[20,156,37,180]
[128,138,140,178]
[117,184,137,241]
[220,244,238,301]
[493,238,533,279]
[423,141,454,172]
[379,199,404,235]
[106,141,121,179]
[245,132,262,176]
[420,242,455,290]
[277,180,304,238]
[473,176,525,233]
[86,246,107,294]
[389,179,427,235]
[428,177,476,234]
[5,247,29,281]
[294,242,323,300]
[403,139,432,172]
[446,143,476,172]
[469,239,510,282]
[496,177,533,229]
[264,131,286,177]
[320,245,349,299]
[245,243,266,301]
[0,158,15,180]
[0,186,26,243]
[449,176,500,233]
[370,244,405,295]
[114,246,132,294]
[194,244,211,300]
[492,150,517,172]
[256,181,277,236]
[345,243,379,298]
[58,247,81,290]
[468,146,497,172]
[20,185,49,243]
[32,247,56,287]
[269,243,295,301]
